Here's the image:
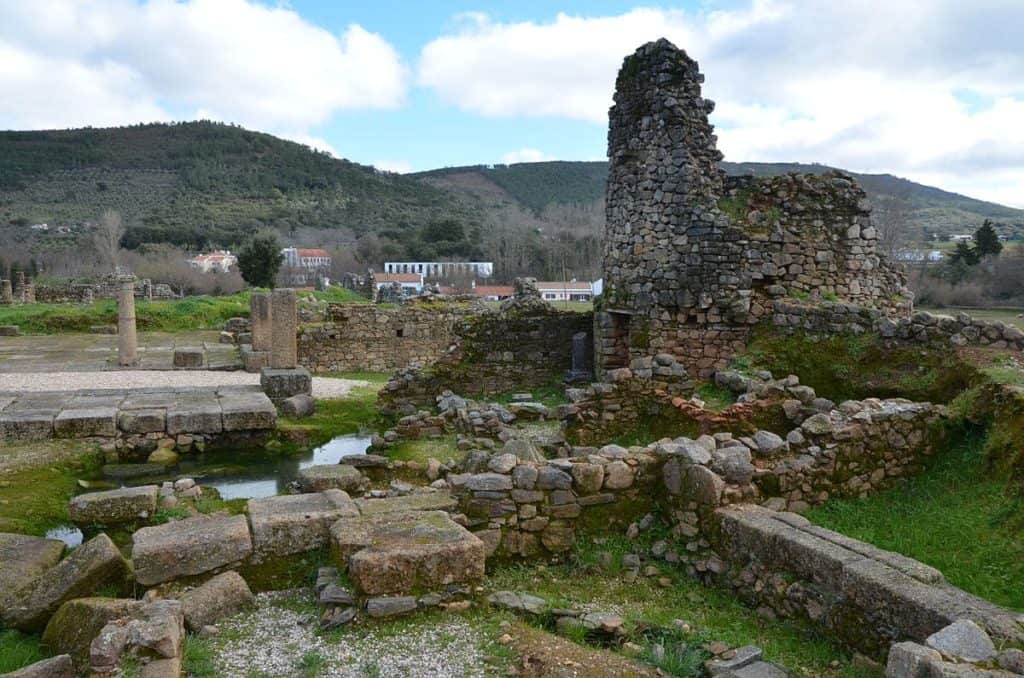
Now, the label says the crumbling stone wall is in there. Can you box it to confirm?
[379,308,593,409]
[35,276,174,303]
[297,302,475,373]
[598,39,910,379]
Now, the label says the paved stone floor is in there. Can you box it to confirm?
[0,331,240,373]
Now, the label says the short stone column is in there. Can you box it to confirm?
[260,288,311,412]
[0,280,11,305]
[270,288,297,369]
[23,281,35,304]
[242,291,272,372]
[13,272,24,303]
[117,276,138,367]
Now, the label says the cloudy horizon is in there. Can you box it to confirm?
[1,0,1022,207]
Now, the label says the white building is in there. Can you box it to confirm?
[188,250,237,273]
[373,272,424,296]
[384,261,493,279]
[949,234,973,242]
[536,281,595,302]
[281,247,332,285]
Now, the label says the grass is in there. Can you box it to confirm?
[297,650,328,678]
[487,530,878,677]
[183,636,220,678]
[388,435,461,465]
[806,431,1024,611]
[276,383,383,451]
[0,630,46,673]
[0,293,250,334]
[491,380,569,407]
[0,443,103,535]
[694,381,736,411]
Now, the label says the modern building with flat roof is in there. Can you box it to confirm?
[384,261,493,278]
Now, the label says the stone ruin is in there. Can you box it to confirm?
[597,39,912,379]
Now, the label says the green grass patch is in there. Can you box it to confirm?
[317,371,390,384]
[183,636,220,678]
[487,531,876,677]
[694,381,736,411]
[388,435,461,465]
[310,287,369,304]
[806,431,1024,610]
[0,293,251,334]
[0,444,103,535]
[277,385,383,451]
[0,630,46,673]
[490,381,569,407]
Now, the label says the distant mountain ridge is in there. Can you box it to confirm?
[1,123,1019,281]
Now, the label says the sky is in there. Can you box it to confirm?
[1,0,1023,207]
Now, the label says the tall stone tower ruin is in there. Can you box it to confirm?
[597,39,910,379]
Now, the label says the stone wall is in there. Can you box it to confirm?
[35,276,175,304]
[772,299,1024,351]
[297,302,475,373]
[380,307,593,410]
[597,40,910,380]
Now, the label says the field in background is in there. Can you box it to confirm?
[918,306,1024,329]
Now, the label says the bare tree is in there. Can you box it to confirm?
[92,210,125,273]
[872,197,912,258]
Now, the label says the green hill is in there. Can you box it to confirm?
[0,122,477,251]
[2,124,1020,282]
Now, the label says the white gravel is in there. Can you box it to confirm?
[209,590,492,677]
[0,371,368,399]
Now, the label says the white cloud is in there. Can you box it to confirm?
[374,159,413,174]
[0,0,407,142]
[418,1,1024,207]
[501,148,551,164]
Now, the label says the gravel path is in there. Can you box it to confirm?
[0,371,368,399]
[210,591,493,677]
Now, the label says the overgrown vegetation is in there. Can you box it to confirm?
[807,430,1024,610]
[0,630,46,673]
[0,442,103,535]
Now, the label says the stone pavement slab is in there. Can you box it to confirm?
[132,514,253,586]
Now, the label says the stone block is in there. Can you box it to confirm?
[42,597,143,668]
[365,596,418,618]
[354,491,457,515]
[117,408,166,434]
[69,485,159,525]
[240,346,270,373]
[270,288,297,369]
[330,510,485,596]
[280,393,315,418]
[179,571,254,632]
[3,534,131,631]
[0,533,65,611]
[296,464,366,493]
[248,489,358,560]
[132,514,252,586]
[260,367,312,403]
[0,325,20,336]
[165,402,222,435]
[219,390,276,431]
[0,411,54,440]
[2,655,75,677]
[53,407,117,438]
[172,348,204,369]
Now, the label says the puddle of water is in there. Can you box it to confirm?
[200,433,373,500]
[45,524,83,548]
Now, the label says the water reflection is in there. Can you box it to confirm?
[201,433,372,500]
[45,524,83,548]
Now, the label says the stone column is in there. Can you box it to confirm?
[0,280,11,305]
[117,276,138,367]
[270,288,297,369]
[23,281,35,304]
[250,292,272,352]
[13,272,24,303]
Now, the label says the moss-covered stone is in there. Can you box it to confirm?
[41,597,142,668]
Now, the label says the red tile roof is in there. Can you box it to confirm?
[295,248,331,258]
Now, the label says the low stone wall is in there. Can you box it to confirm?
[35,277,175,304]
[380,308,593,409]
[297,302,477,373]
[0,386,275,459]
[773,299,1024,351]
[707,505,1024,659]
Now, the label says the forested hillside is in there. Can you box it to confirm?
[3,123,1021,284]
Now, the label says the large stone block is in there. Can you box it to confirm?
[165,402,223,435]
[2,655,75,677]
[0,533,65,612]
[68,485,159,525]
[354,491,457,515]
[240,345,269,373]
[132,514,252,586]
[248,489,358,560]
[0,411,54,440]
[296,464,366,493]
[179,571,254,631]
[53,407,117,438]
[260,367,312,403]
[330,510,486,595]
[172,348,204,369]
[117,408,166,434]
[2,534,131,631]
[219,390,277,431]
[250,292,272,352]
[42,597,143,668]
